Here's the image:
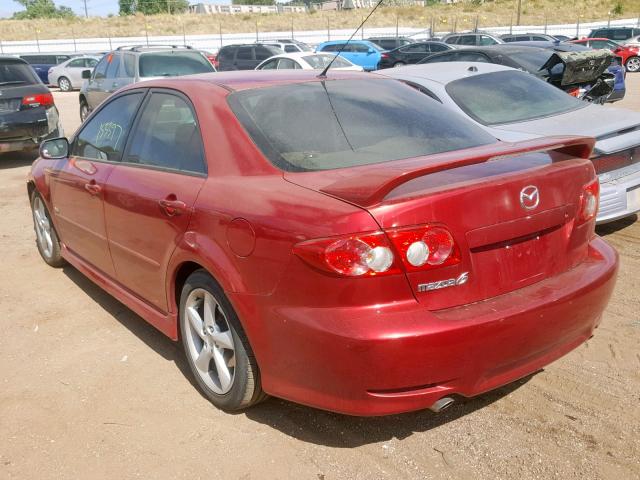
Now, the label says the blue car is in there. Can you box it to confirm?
[19,53,74,85]
[315,40,383,71]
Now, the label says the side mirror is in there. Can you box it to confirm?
[81,69,91,79]
[40,138,69,159]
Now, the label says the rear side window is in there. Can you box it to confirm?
[444,36,458,45]
[321,44,339,52]
[236,47,253,60]
[429,43,449,52]
[0,61,39,85]
[228,79,495,172]
[72,92,143,161]
[455,52,490,62]
[123,54,136,77]
[138,52,214,77]
[284,45,298,53]
[218,47,235,61]
[458,36,477,46]
[124,92,205,174]
[94,57,108,79]
[255,47,276,61]
[68,59,85,68]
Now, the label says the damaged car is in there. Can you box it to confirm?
[418,44,619,103]
[381,62,640,223]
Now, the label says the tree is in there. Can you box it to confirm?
[118,0,190,15]
[12,0,75,19]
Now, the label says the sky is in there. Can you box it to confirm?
[0,0,121,19]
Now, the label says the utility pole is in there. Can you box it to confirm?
[83,0,88,18]
[516,0,522,26]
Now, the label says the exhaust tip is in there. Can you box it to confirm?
[429,396,455,413]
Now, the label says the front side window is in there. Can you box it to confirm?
[276,58,298,69]
[479,35,498,46]
[85,58,98,68]
[138,52,214,77]
[68,59,85,68]
[403,44,428,53]
[93,57,108,79]
[429,43,449,52]
[236,47,253,60]
[256,47,277,61]
[321,44,340,52]
[446,70,585,126]
[284,45,298,53]
[458,35,477,46]
[72,92,143,161]
[444,36,459,45]
[259,59,278,70]
[228,79,495,172]
[302,54,351,69]
[105,53,120,79]
[124,93,205,174]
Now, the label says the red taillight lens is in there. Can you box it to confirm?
[381,53,389,58]
[566,86,581,97]
[387,225,460,272]
[293,224,460,277]
[22,93,54,108]
[577,178,599,224]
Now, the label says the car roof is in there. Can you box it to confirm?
[262,52,336,60]
[0,55,28,64]
[318,39,375,45]
[129,69,375,92]
[378,62,515,85]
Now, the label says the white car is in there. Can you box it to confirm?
[380,62,640,224]
[47,55,100,92]
[255,52,363,71]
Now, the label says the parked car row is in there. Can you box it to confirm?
[28,63,622,417]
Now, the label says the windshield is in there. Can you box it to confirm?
[302,54,353,69]
[138,52,214,78]
[0,61,39,85]
[228,79,496,172]
[446,70,585,126]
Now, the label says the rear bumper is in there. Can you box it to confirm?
[0,107,61,153]
[236,237,618,416]
[607,87,626,102]
[597,168,640,223]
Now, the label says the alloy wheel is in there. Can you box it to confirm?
[58,77,71,92]
[80,104,88,122]
[32,196,53,259]
[626,57,640,72]
[184,288,236,394]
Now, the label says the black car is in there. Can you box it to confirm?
[0,56,62,153]
[367,36,414,50]
[217,44,282,71]
[378,41,452,68]
[418,44,616,103]
[588,27,640,41]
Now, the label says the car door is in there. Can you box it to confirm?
[65,58,86,87]
[101,52,123,100]
[85,55,108,110]
[234,47,254,70]
[403,43,430,64]
[258,58,278,70]
[104,90,207,311]
[49,91,145,277]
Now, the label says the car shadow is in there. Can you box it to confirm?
[596,214,638,236]
[0,150,38,169]
[62,264,535,447]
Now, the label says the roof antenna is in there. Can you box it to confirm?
[318,0,385,79]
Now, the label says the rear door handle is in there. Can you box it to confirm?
[158,198,187,217]
[84,181,102,196]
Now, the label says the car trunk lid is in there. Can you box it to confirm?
[285,136,597,309]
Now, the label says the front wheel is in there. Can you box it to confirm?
[179,270,266,411]
[79,100,89,122]
[625,56,640,72]
[31,192,65,268]
[58,76,72,92]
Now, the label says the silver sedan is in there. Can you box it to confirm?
[380,62,640,224]
[48,56,100,92]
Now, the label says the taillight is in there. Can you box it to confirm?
[294,232,400,277]
[381,53,389,58]
[577,178,599,224]
[293,224,460,277]
[22,93,54,108]
[566,86,581,97]
[386,225,460,272]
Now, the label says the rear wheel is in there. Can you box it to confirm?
[625,56,640,72]
[79,100,89,122]
[30,192,65,268]
[58,76,71,92]
[393,61,406,68]
[179,270,266,411]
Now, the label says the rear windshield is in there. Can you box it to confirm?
[302,54,352,69]
[446,70,585,125]
[0,61,39,85]
[228,78,496,172]
[138,52,214,78]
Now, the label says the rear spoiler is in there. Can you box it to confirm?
[319,136,595,207]
[540,50,613,86]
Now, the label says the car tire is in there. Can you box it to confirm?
[625,56,640,72]
[179,269,267,411]
[393,61,406,68]
[80,100,89,122]
[30,192,65,268]
[58,76,72,92]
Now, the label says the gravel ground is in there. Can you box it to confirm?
[0,77,639,480]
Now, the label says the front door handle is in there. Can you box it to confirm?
[158,198,186,217]
[84,181,102,196]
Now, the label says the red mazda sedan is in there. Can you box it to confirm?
[28,71,618,416]
[571,37,640,72]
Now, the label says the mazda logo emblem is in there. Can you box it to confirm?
[520,185,539,210]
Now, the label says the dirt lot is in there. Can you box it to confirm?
[0,77,639,480]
